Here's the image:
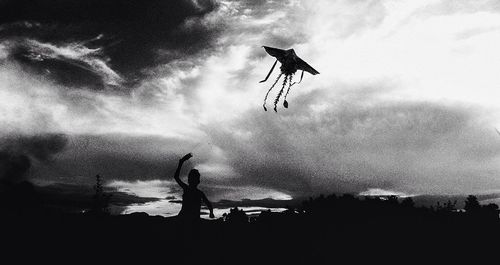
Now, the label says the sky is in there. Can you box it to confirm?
[1,0,500,214]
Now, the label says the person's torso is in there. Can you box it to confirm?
[179,187,202,218]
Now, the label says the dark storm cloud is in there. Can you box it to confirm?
[0,0,220,89]
[205,89,500,197]
[214,198,297,209]
[37,182,158,213]
[9,134,68,161]
[5,39,118,90]
[33,134,198,183]
[0,134,68,182]
[0,152,30,182]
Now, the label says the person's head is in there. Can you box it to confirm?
[188,169,200,187]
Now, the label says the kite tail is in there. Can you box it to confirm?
[263,73,282,111]
[283,71,304,108]
[283,73,294,108]
[274,74,288,112]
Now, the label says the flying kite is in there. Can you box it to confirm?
[259,46,319,112]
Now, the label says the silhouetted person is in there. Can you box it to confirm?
[174,153,214,220]
[174,153,215,263]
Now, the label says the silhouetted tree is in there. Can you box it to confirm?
[89,174,111,216]
[387,195,399,205]
[401,197,415,208]
[464,195,480,214]
[435,200,456,213]
[224,207,248,224]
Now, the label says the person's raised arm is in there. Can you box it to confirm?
[173,153,192,189]
[201,192,215,218]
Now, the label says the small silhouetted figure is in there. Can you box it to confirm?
[174,153,215,220]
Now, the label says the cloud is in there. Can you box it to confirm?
[7,38,124,88]
[0,0,221,88]
[27,182,159,214]
[0,152,30,183]
[205,89,500,196]
[31,134,198,184]
[0,133,68,182]
[359,188,412,198]
[107,180,172,199]
[414,0,500,16]
[0,62,204,139]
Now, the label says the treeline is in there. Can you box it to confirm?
[223,193,499,225]
[218,193,500,264]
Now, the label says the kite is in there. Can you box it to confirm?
[259,46,319,112]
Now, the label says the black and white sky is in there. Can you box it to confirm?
[2,0,500,213]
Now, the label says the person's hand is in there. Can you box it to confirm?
[180,153,192,162]
[209,212,215,219]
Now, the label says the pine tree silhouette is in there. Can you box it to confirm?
[90,174,112,216]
